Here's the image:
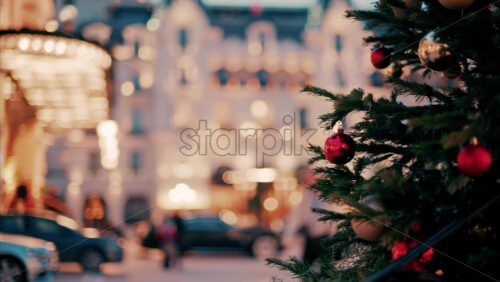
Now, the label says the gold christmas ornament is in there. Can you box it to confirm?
[391,0,422,18]
[418,31,456,71]
[387,62,404,78]
[438,0,474,9]
[351,196,385,241]
[351,219,385,241]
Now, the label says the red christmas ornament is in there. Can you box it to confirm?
[410,224,421,232]
[419,247,434,264]
[371,47,392,69]
[391,241,408,261]
[457,143,492,177]
[324,128,356,164]
[391,239,434,272]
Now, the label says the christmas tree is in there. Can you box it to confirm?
[268,0,500,280]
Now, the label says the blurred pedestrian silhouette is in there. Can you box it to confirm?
[158,215,181,269]
[281,166,341,265]
[172,212,185,255]
[8,184,34,214]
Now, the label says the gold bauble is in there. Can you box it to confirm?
[418,31,456,71]
[351,219,384,241]
[351,195,385,241]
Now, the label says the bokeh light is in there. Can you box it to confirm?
[120,81,135,96]
[219,209,238,225]
[288,191,303,205]
[263,197,279,211]
[250,99,269,118]
[139,72,154,89]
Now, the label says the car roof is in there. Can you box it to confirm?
[2,210,67,220]
[1,213,80,230]
[0,233,49,249]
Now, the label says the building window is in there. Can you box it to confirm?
[370,71,384,87]
[47,168,66,178]
[130,111,145,135]
[180,69,188,85]
[259,32,266,49]
[89,151,101,174]
[257,70,268,87]
[134,41,140,56]
[124,197,150,223]
[299,108,307,130]
[217,69,228,86]
[336,70,345,87]
[132,75,141,92]
[178,29,188,49]
[240,77,247,87]
[334,34,342,53]
[130,151,143,173]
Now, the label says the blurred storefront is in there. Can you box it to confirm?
[0,0,111,213]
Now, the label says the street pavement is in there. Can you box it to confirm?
[54,244,295,282]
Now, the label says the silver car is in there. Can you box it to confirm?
[0,233,58,281]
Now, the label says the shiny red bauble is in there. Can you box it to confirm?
[324,128,356,165]
[391,241,409,261]
[391,239,434,272]
[457,144,492,177]
[371,47,392,69]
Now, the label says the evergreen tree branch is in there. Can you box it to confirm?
[302,85,338,102]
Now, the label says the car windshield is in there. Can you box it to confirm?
[55,215,80,231]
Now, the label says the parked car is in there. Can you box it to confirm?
[0,233,58,282]
[180,217,281,259]
[0,215,123,272]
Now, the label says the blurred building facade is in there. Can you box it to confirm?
[44,0,389,228]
